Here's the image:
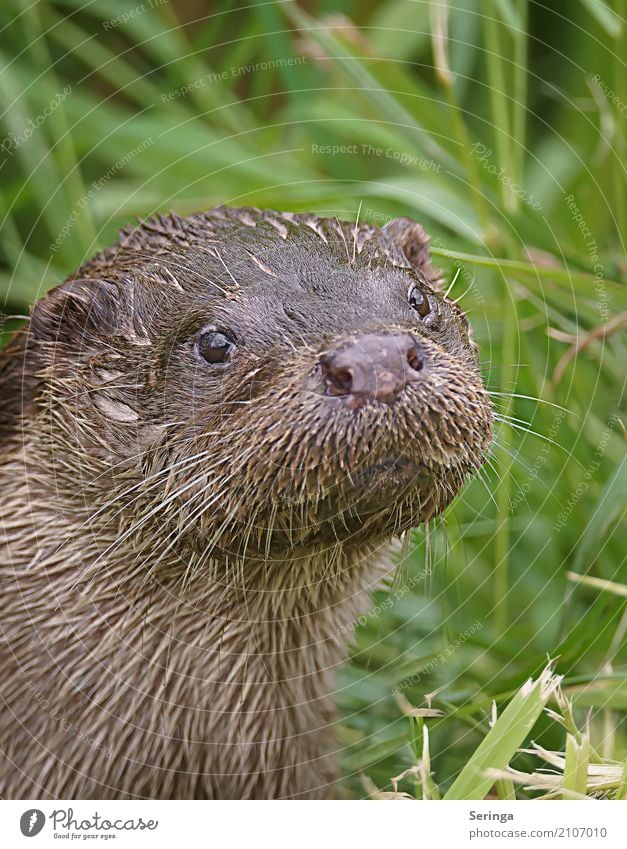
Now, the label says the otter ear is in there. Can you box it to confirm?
[383,217,440,286]
[29,278,120,353]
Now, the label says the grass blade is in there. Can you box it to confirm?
[444,665,562,799]
[563,732,591,798]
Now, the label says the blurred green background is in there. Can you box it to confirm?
[1,0,625,797]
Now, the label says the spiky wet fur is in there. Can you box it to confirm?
[0,207,493,798]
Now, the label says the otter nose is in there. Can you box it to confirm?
[320,333,425,403]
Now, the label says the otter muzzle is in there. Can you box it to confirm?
[320,333,425,404]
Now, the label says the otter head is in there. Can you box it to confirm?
[28,207,493,575]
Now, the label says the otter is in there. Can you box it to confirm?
[0,206,493,799]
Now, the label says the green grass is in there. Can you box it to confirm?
[1,0,625,798]
[366,664,627,800]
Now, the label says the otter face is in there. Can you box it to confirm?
[28,208,493,564]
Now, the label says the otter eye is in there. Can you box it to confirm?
[197,330,235,364]
[408,285,431,318]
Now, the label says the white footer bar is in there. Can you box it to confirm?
[1,799,625,848]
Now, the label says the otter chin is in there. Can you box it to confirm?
[341,457,430,511]
[0,206,493,800]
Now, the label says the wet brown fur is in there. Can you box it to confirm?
[0,207,493,798]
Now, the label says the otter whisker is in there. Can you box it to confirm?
[86,470,239,589]
[451,277,476,304]
[486,441,565,498]
[334,216,352,266]
[84,449,213,521]
[54,450,217,598]
[493,415,574,455]
[487,390,571,414]
[470,463,501,510]
[444,266,462,299]
[488,438,540,481]
[351,201,363,265]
